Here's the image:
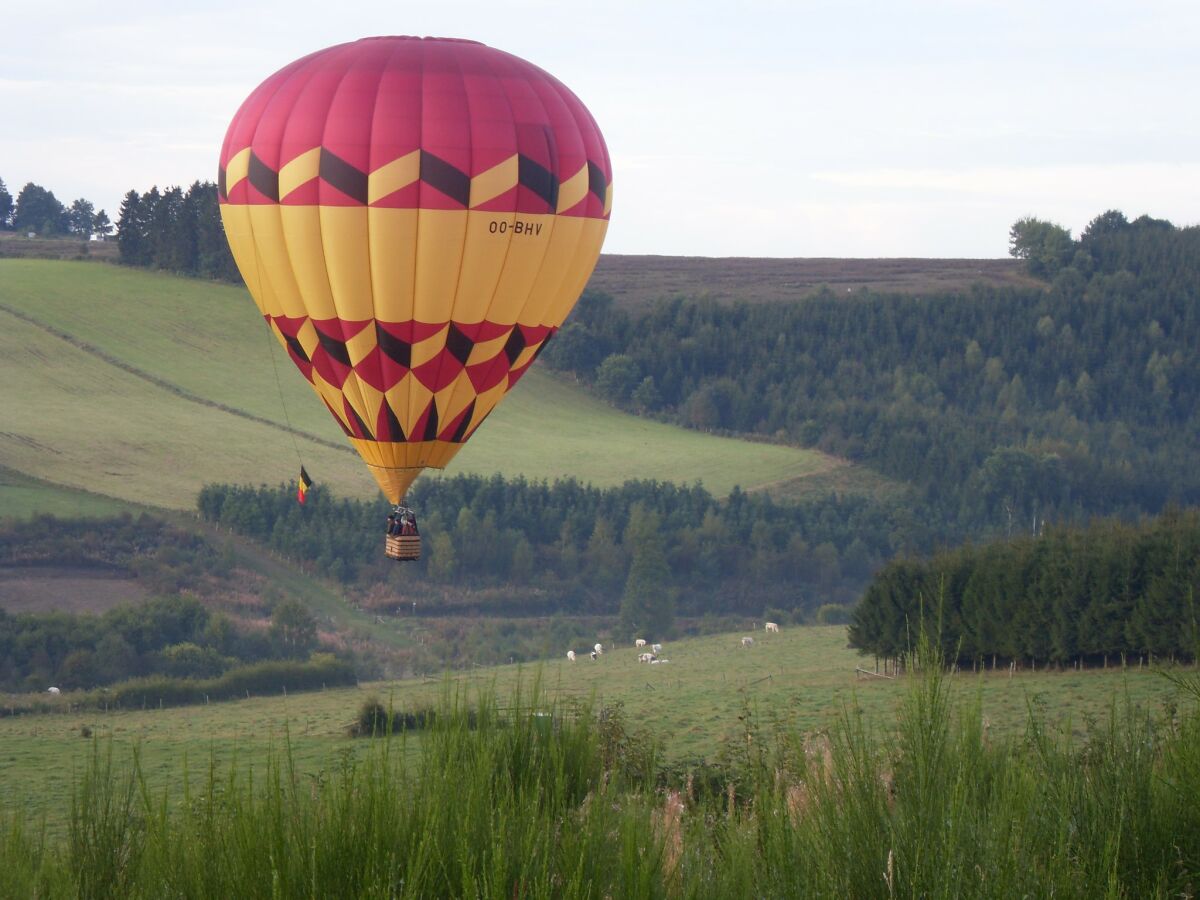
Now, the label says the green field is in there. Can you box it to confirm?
[0,259,853,513]
[1,625,1186,837]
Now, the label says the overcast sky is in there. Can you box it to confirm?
[4,0,1198,258]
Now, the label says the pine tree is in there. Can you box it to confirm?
[618,504,673,640]
[0,178,13,229]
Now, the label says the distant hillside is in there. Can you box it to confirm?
[0,259,874,513]
[587,254,1042,309]
[547,213,1200,545]
[0,231,117,263]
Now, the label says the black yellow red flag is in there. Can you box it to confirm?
[297,467,313,504]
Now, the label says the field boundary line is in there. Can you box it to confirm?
[0,302,352,455]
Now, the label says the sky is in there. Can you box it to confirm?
[3,0,1198,258]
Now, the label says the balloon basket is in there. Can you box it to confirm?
[386,534,421,561]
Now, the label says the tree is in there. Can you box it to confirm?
[618,504,673,639]
[1008,216,1074,278]
[585,518,626,592]
[93,209,112,239]
[13,182,67,235]
[0,178,12,229]
[595,353,641,404]
[270,599,318,657]
[427,532,458,582]
[631,376,662,411]
[117,190,146,264]
[66,198,97,236]
[188,181,238,279]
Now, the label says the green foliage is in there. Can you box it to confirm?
[0,178,12,229]
[541,214,1200,549]
[12,183,67,235]
[0,512,355,690]
[98,655,355,709]
[1009,215,1074,277]
[813,602,852,625]
[350,695,440,737]
[618,504,674,639]
[198,475,903,615]
[3,668,1199,897]
[851,506,1200,664]
[269,598,318,658]
[115,182,238,279]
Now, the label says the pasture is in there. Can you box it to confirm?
[0,625,1186,839]
[0,259,860,512]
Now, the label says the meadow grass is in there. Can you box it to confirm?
[0,259,849,510]
[0,626,1189,845]
[0,465,137,520]
[1,641,1197,898]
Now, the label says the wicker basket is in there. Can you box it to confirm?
[385,534,421,561]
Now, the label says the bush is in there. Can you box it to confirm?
[814,603,853,625]
[90,655,356,710]
[350,696,438,737]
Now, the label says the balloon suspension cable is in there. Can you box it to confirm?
[264,322,304,467]
[253,264,305,470]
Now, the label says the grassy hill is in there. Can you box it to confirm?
[0,625,1184,836]
[0,259,873,514]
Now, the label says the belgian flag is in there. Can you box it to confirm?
[297,467,313,504]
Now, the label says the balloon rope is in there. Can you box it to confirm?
[246,232,304,472]
[263,319,305,468]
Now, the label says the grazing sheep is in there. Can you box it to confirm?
[566,650,576,662]
[741,637,755,648]
[47,686,61,695]
[590,650,597,661]
[765,622,780,633]
[635,639,647,648]
[638,652,657,663]
[651,643,663,654]
[594,642,603,656]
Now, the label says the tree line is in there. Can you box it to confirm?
[198,474,907,630]
[0,177,110,238]
[0,592,332,694]
[541,211,1200,545]
[115,181,241,280]
[0,513,334,692]
[848,506,1200,665]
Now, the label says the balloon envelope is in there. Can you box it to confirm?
[218,36,612,501]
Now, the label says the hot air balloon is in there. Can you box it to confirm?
[218,36,612,559]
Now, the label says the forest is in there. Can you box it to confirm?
[198,476,890,630]
[849,506,1200,665]
[542,212,1199,543]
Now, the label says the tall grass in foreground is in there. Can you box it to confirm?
[3,658,1199,898]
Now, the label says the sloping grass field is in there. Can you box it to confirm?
[0,259,855,513]
[0,626,1186,839]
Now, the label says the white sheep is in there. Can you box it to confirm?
[566,650,576,662]
[635,639,646,648]
[638,652,656,663]
[765,622,780,633]
[741,636,755,648]
[594,642,603,656]
[47,686,61,695]
[651,643,663,654]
